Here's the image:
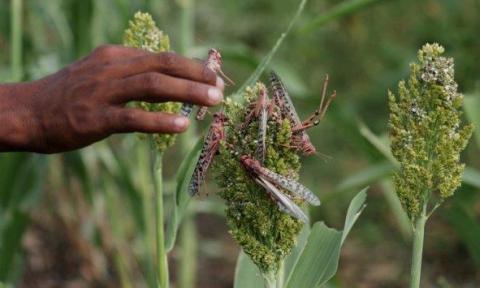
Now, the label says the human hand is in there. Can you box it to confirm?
[0,45,224,153]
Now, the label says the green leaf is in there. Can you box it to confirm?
[358,121,398,166]
[233,0,308,99]
[96,143,145,231]
[0,210,29,281]
[165,138,203,252]
[341,188,368,244]
[285,188,367,288]
[443,202,480,267]
[464,94,480,148]
[233,251,265,288]
[285,222,342,288]
[335,161,394,193]
[379,179,411,240]
[462,167,480,189]
[283,225,311,281]
[300,0,390,34]
[64,151,93,203]
[0,154,47,282]
[234,224,312,287]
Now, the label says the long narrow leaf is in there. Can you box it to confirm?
[234,0,308,99]
[341,187,367,244]
[443,202,480,267]
[285,222,342,288]
[300,0,390,34]
[358,122,398,166]
[233,251,265,288]
[464,94,480,148]
[165,138,203,252]
[0,210,28,281]
[286,188,367,288]
[462,167,480,189]
[283,225,311,281]
[334,161,394,193]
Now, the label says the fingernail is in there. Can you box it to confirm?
[208,87,223,104]
[174,117,189,128]
[216,76,225,90]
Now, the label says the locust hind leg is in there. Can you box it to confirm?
[292,75,337,133]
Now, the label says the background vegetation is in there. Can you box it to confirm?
[0,0,479,287]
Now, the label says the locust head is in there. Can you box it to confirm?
[239,155,261,174]
[208,48,222,65]
[212,112,228,124]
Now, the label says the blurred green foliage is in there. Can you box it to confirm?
[0,0,479,287]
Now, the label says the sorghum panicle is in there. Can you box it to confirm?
[389,43,473,220]
[212,83,303,274]
[123,12,181,152]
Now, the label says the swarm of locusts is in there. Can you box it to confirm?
[186,49,336,273]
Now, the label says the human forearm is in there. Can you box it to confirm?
[0,82,42,152]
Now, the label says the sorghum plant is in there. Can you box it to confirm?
[124,11,180,152]
[388,43,473,288]
[212,81,325,285]
[123,12,178,288]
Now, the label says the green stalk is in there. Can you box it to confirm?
[150,144,169,288]
[264,272,277,288]
[276,261,285,288]
[138,142,157,287]
[176,1,198,288]
[177,0,194,56]
[410,203,427,288]
[10,0,23,81]
[178,213,197,288]
[105,182,134,288]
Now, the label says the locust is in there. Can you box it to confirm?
[180,49,234,119]
[188,112,227,196]
[269,72,336,155]
[239,155,320,223]
[241,84,271,163]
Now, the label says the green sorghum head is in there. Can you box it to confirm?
[212,83,303,274]
[389,43,474,220]
[123,12,180,152]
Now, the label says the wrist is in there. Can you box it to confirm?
[0,82,42,152]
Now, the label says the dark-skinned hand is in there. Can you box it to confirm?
[0,45,224,153]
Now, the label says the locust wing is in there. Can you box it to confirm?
[255,177,309,223]
[257,165,320,206]
[255,103,268,163]
[188,113,225,196]
[269,72,302,126]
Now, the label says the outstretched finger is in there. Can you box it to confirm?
[108,108,190,134]
[109,72,223,106]
[102,52,222,88]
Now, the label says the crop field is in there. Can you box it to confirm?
[0,0,479,287]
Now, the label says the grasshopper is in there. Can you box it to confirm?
[188,112,227,196]
[239,155,320,223]
[269,72,336,155]
[241,84,272,163]
[180,49,234,119]
[195,49,235,120]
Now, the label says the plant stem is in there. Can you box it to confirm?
[264,271,277,288]
[176,2,198,288]
[10,0,23,81]
[276,261,285,288]
[138,142,157,287]
[150,144,168,288]
[177,0,194,56]
[178,212,197,288]
[410,203,427,288]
